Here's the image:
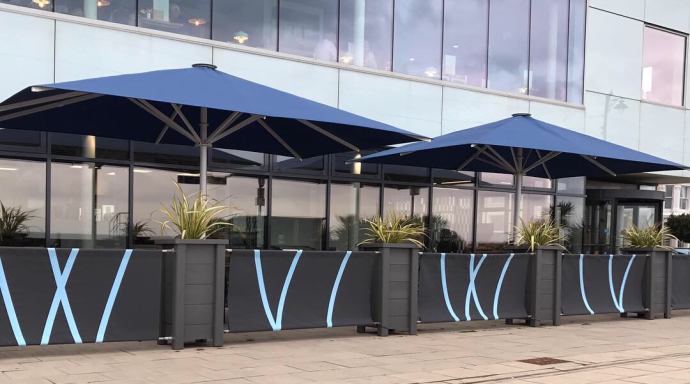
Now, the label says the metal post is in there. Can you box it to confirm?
[513,148,524,241]
[200,107,208,196]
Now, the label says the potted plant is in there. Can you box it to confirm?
[620,223,676,319]
[358,212,425,336]
[155,182,235,350]
[510,219,566,327]
[0,202,37,247]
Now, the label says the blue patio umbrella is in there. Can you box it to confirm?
[355,113,687,235]
[0,64,427,194]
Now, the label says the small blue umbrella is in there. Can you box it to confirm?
[0,64,427,194]
[356,113,687,234]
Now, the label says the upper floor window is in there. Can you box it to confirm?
[642,26,686,106]
[278,0,338,61]
[138,0,211,38]
[338,0,393,71]
[392,0,443,79]
[212,0,277,50]
[665,185,674,209]
[56,0,135,25]
[681,186,689,210]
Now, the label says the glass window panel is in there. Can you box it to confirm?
[55,0,136,25]
[275,155,324,172]
[0,128,42,149]
[138,0,211,38]
[333,151,379,176]
[487,0,530,94]
[50,163,128,248]
[271,178,326,250]
[480,172,513,187]
[523,176,552,189]
[392,0,442,79]
[442,0,488,86]
[1,0,53,11]
[556,196,584,254]
[557,176,585,194]
[520,193,552,223]
[329,183,380,251]
[212,0,277,50]
[0,158,46,247]
[278,0,338,61]
[338,0,393,70]
[528,0,569,101]
[432,187,473,253]
[567,0,586,104]
[433,169,475,186]
[210,149,266,170]
[133,141,199,167]
[51,133,129,160]
[384,164,429,183]
[642,27,686,106]
[476,190,514,252]
[383,184,429,247]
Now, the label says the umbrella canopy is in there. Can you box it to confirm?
[0,63,427,193]
[356,113,687,237]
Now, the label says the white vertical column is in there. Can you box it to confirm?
[84,0,97,19]
[353,0,366,66]
[153,0,170,21]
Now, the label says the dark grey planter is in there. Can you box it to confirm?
[507,246,562,327]
[157,239,228,350]
[358,243,419,336]
[621,247,672,319]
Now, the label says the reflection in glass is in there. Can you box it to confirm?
[432,188,473,253]
[476,190,514,252]
[0,128,42,148]
[212,0,277,50]
[392,0,442,79]
[384,164,429,183]
[0,159,45,247]
[557,177,585,194]
[210,148,265,169]
[433,169,475,186]
[567,0,586,104]
[138,0,211,38]
[338,0,393,70]
[555,196,584,254]
[480,172,513,187]
[334,151,378,176]
[442,0,488,86]
[383,184,429,247]
[0,0,53,11]
[55,0,136,25]
[329,183,380,251]
[271,179,326,250]
[523,176,552,189]
[50,163,128,248]
[52,133,129,160]
[133,141,199,166]
[520,193,552,223]
[529,0,568,101]
[642,26,686,106]
[584,202,612,254]
[279,0,338,61]
[487,0,530,94]
[275,155,324,172]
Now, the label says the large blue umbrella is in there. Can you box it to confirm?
[356,113,687,234]
[0,64,427,194]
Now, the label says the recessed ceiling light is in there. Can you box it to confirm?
[107,172,116,176]
[0,167,18,171]
[177,173,200,177]
[453,45,458,48]
[70,165,83,169]
[133,169,153,173]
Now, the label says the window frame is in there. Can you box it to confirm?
[641,24,688,108]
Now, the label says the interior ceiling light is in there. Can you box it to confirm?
[0,167,18,171]
[97,0,110,7]
[233,31,249,44]
[32,0,50,8]
[340,52,353,64]
[189,18,207,27]
[425,67,438,77]
[133,169,153,173]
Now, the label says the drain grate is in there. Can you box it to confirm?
[519,357,570,366]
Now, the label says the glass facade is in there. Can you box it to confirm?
[432,187,473,253]
[0,159,45,247]
[642,26,686,106]
[329,182,379,250]
[271,178,327,250]
[5,0,587,103]
[476,190,514,252]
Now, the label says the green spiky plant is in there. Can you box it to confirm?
[359,211,426,248]
[0,202,37,240]
[154,181,238,239]
[622,223,676,249]
[515,218,567,253]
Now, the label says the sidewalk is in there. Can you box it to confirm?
[1,313,690,384]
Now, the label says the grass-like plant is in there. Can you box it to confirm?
[360,211,426,248]
[622,223,676,249]
[515,218,567,253]
[154,181,237,240]
[0,202,36,238]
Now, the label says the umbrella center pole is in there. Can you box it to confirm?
[199,107,209,197]
[513,148,524,244]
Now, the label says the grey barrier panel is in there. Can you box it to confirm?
[622,248,672,319]
[418,253,530,323]
[226,250,374,332]
[525,246,563,327]
[359,243,419,336]
[0,247,162,347]
[561,254,646,316]
[672,255,690,310]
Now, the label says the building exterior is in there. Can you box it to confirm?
[0,0,688,255]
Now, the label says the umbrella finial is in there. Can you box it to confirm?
[512,112,531,117]
[193,63,217,70]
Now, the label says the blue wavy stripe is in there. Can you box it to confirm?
[96,249,133,343]
[0,256,25,346]
[579,254,594,315]
[327,251,352,327]
[465,254,488,321]
[254,249,302,331]
[493,253,515,320]
[42,248,82,345]
[440,253,459,322]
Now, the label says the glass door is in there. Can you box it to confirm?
[615,203,658,252]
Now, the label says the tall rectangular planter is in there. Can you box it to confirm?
[359,243,419,336]
[158,239,228,350]
[621,248,672,319]
[509,246,562,327]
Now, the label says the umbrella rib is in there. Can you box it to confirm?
[457,145,487,171]
[523,151,561,174]
[207,114,263,144]
[258,119,302,160]
[170,104,202,143]
[510,147,518,170]
[0,91,87,113]
[128,98,197,143]
[155,109,179,144]
[208,112,242,142]
[485,145,517,173]
[475,157,513,172]
[298,120,359,152]
[0,93,102,123]
[534,150,553,180]
[581,155,617,176]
